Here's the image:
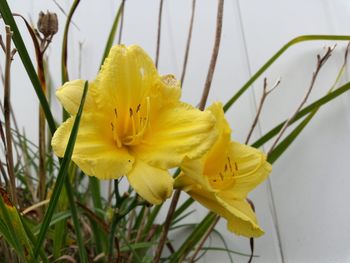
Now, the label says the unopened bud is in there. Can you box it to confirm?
[37,11,58,38]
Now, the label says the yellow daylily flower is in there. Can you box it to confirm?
[175,102,272,237]
[51,45,217,205]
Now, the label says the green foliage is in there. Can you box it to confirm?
[0,1,350,262]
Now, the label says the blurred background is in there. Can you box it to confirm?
[1,1,350,262]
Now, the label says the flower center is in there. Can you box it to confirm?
[207,156,237,190]
[110,97,151,147]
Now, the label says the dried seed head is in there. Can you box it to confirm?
[37,11,58,38]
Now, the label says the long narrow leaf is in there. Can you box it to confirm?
[268,110,317,164]
[100,0,125,67]
[61,0,81,84]
[0,1,56,135]
[223,35,350,112]
[64,177,88,262]
[34,81,89,258]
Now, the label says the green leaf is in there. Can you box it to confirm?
[223,35,350,112]
[268,110,317,164]
[34,81,89,258]
[64,177,88,262]
[170,212,216,262]
[100,0,126,67]
[61,0,81,84]
[0,0,56,135]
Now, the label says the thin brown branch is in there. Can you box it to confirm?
[155,0,164,69]
[198,0,224,110]
[3,26,17,206]
[154,2,224,261]
[127,207,149,263]
[189,216,220,263]
[153,189,181,263]
[245,78,280,144]
[268,45,335,155]
[180,0,196,86]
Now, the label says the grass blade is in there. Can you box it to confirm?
[64,177,88,262]
[34,81,89,258]
[61,0,81,84]
[100,0,125,67]
[170,212,216,262]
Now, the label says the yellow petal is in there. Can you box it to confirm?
[178,177,264,237]
[51,114,134,179]
[56,79,98,115]
[95,45,158,117]
[221,142,272,199]
[135,102,217,169]
[217,197,264,237]
[127,161,173,205]
[177,157,209,189]
[204,102,232,175]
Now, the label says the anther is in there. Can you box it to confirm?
[234,162,238,171]
[111,122,114,131]
[129,108,133,117]
[136,104,141,113]
[114,108,118,118]
[227,157,233,171]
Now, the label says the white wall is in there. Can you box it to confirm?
[1,1,350,262]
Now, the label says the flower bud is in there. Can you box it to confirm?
[37,11,58,38]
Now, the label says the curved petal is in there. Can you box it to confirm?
[204,102,232,175]
[56,79,98,115]
[217,197,264,237]
[221,142,271,199]
[178,157,210,190]
[95,45,159,117]
[127,161,173,205]
[51,114,134,179]
[177,172,263,237]
[135,102,217,169]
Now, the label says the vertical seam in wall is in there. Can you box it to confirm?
[234,0,285,262]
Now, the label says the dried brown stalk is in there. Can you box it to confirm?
[2,26,18,206]
[268,45,335,155]
[153,1,224,261]
[198,0,224,110]
[155,0,164,69]
[127,207,149,263]
[180,0,196,86]
[245,78,280,144]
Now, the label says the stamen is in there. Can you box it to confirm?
[227,157,233,171]
[111,122,114,131]
[234,162,238,171]
[136,104,141,113]
[114,108,118,118]
[129,108,133,117]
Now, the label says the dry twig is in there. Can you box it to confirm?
[245,77,280,144]
[198,0,224,110]
[153,2,224,262]
[268,45,336,155]
[180,0,196,86]
[155,0,164,69]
